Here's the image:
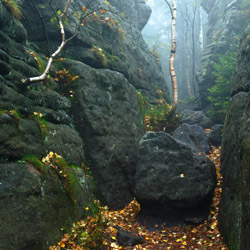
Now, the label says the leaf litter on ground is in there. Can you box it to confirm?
[50,146,228,250]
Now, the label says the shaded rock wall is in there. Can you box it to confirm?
[218,26,250,249]
[0,161,93,250]
[197,0,248,119]
[0,0,169,248]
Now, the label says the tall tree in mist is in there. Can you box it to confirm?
[165,0,178,110]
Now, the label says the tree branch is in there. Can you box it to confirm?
[30,0,51,56]
[164,0,173,18]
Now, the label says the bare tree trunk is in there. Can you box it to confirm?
[185,5,192,97]
[165,0,178,110]
[199,5,203,53]
[191,3,197,95]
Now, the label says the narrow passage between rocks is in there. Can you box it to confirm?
[51,146,228,250]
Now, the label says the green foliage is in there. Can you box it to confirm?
[1,0,22,19]
[28,50,46,74]
[22,155,48,175]
[91,46,108,68]
[179,96,195,105]
[0,109,23,125]
[229,233,237,250]
[136,89,179,133]
[54,67,79,99]
[32,112,48,137]
[50,200,108,250]
[207,51,237,122]
[42,152,81,202]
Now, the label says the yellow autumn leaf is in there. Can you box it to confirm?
[82,5,86,12]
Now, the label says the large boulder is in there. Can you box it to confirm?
[218,26,250,250]
[179,110,213,128]
[135,132,216,227]
[68,60,144,209]
[0,161,93,250]
[173,123,212,154]
[208,124,223,147]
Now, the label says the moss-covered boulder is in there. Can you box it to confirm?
[218,26,250,250]
[0,161,93,250]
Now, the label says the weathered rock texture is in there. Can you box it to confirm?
[179,110,213,129]
[197,0,249,121]
[0,161,93,250]
[135,132,216,227]
[173,123,211,154]
[0,0,169,248]
[218,25,250,250]
[208,124,223,147]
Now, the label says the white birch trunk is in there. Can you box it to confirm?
[169,0,178,110]
[22,0,73,85]
[199,5,204,52]
[185,5,192,96]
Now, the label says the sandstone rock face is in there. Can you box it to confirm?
[208,124,223,147]
[67,60,144,208]
[179,110,213,128]
[0,162,93,250]
[0,0,169,248]
[218,26,250,250]
[173,123,211,154]
[108,0,152,31]
[21,0,168,103]
[135,132,216,227]
[197,0,247,120]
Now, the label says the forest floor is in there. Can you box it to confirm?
[102,146,228,250]
[51,146,229,250]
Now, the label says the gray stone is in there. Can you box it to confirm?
[115,226,144,246]
[69,60,144,209]
[45,123,85,166]
[179,110,213,128]
[218,27,250,249]
[173,123,212,154]
[137,1,152,30]
[0,59,11,75]
[197,0,245,119]
[208,124,223,147]
[20,0,169,103]
[135,132,216,226]
[0,113,45,161]
[0,161,93,250]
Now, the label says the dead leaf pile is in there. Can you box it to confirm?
[50,146,228,250]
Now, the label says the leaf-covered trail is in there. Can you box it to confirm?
[50,146,228,250]
[103,146,228,250]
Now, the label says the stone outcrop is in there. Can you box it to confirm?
[218,25,250,250]
[173,123,212,154]
[67,60,144,208]
[0,0,169,248]
[208,124,223,147]
[0,161,93,250]
[197,0,248,121]
[179,110,213,128]
[134,132,216,227]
